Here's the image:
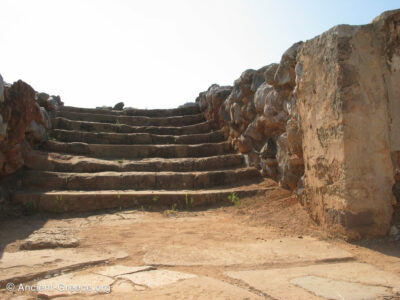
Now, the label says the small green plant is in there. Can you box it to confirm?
[56,194,63,204]
[185,194,194,210]
[152,195,159,202]
[228,192,240,207]
[117,158,124,164]
[171,203,177,211]
[65,176,70,185]
[140,205,145,211]
[55,195,63,211]
[46,131,57,141]
[24,201,37,216]
[115,119,122,127]
[117,192,122,210]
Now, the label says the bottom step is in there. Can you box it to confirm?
[13,181,276,213]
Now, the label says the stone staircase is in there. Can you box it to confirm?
[13,105,272,212]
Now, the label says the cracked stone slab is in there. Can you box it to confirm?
[290,275,392,300]
[111,280,139,293]
[19,228,79,250]
[226,262,400,299]
[0,249,128,287]
[144,237,353,266]
[94,265,154,277]
[117,269,197,288]
[36,272,114,298]
[114,276,262,299]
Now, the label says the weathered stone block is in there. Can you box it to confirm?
[296,10,400,238]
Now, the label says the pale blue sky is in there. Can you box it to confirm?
[1,0,399,108]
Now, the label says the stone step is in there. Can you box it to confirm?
[52,118,216,135]
[21,168,261,191]
[60,105,200,117]
[25,151,245,173]
[55,111,205,127]
[13,181,274,213]
[41,140,232,159]
[49,129,225,145]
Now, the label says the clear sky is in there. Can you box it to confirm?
[1,0,399,109]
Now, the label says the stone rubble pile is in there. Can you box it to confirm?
[196,42,304,192]
[0,76,64,211]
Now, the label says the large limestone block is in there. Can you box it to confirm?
[296,10,400,238]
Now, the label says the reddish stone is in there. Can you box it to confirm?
[0,80,45,176]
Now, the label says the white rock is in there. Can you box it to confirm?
[40,107,51,129]
[390,225,399,236]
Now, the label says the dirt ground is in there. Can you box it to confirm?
[1,186,400,299]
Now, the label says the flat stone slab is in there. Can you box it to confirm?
[36,272,114,298]
[144,237,353,266]
[95,265,154,277]
[226,262,400,299]
[111,280,142,293]
[19,228,79,250]
[291,275,392,300]
[0,249,128,287]
[118,269,197,288]
[117,276,261,299]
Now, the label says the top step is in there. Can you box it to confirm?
[60,105,200,117]
[55,111,205,127]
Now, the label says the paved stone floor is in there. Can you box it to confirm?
[1,191,400,299]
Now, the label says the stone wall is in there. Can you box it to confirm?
[0,75,63,213]
[296,10,400,239]
[197,9,400,239]
[196,43,305,192]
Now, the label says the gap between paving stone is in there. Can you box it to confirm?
[94,265,155,278]
[35,266,198,298]
[0,249,128,288]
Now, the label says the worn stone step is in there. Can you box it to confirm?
[60,105,200,117]
[41,140,232,159]
[49,129,225,145]
[25,151,245,173]
[52,118,216,135]
[22,168,261,191]
[55,111,205,127]
[13,181,274,213]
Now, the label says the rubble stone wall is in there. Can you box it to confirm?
[0,77,63,213]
